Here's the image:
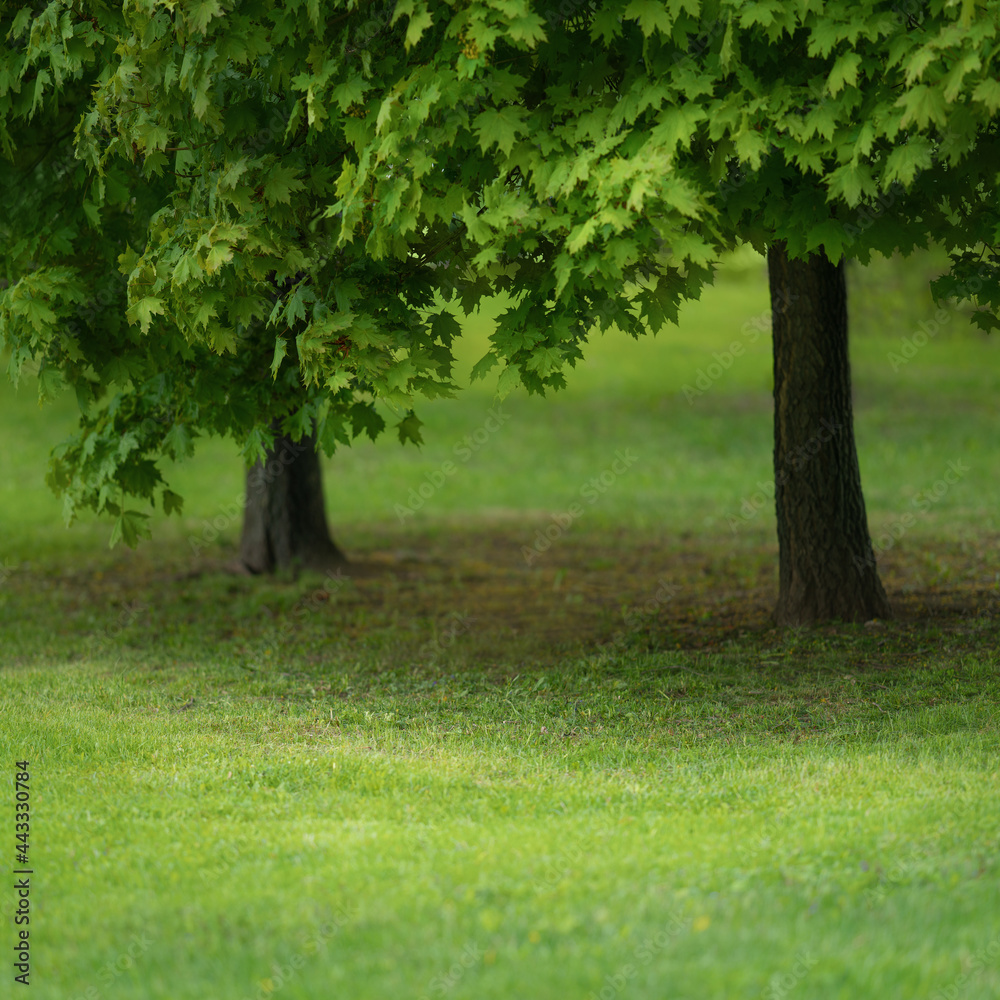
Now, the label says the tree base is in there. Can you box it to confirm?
[239,424,346,575]
[773,574,892,626]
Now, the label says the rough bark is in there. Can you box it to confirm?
[768,241,892,624]
[239,423,346,574]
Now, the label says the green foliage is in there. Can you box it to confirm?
[2,0,999,543]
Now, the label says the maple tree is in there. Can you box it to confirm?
[2,0,997,621]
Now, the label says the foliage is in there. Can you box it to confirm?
[6,265,998,559]
[1,0,998,541]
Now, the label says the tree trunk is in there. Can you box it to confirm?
[768,241,891,624]
[239,423,346,574]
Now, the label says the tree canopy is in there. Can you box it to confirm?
[1,0,997,545]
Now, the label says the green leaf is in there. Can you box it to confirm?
[325,370,352,393]
[972,78,1000,113]
[171,252,201,287]
[242,426,271,466]
[162,490,184,515]
[263,165,306,205]
[30,69,51,118]
[525,346,562,377]
[803,219,849,263]
[903,45,937,86]
[806,18,842,58]
[653,104,705,154]
[852,121,875,161]
[590,7,623,42]
[719,18,738,69]
[896,84,947,130]
[82,200,101,228]
[430,311,462,346]
[970,311,1000,334]
[404,8,433,49]
[496,364,522,400]
[117,245,141,276]
[37,365,65,401]
[733,127,768,168]
[474,107,527,157]
[11,7,32,37]
[941,50,980,103]
[139,122,170,152]
[164,423,194,458]
[825,162,874,207]
[331,76,367,111]
[126,297,165,334]
[506,12,547,45]
[110,510,152,549]
[396,410,423,445]
[270,337,288,379]
[738,1,780,29]
[660,176,702,217]
[623,0,674,36]
[204,243,233,274]
[118,510,150,549]
[827,51,861,96]
[103,355,136,386]
[283,287,310,326]
[470,352,499,382]
[187,0,224,34]
[881,136,932,187]
[219,157,249,189]
[566,218,598,255]
[193,292,224,331]
[351,402,386,442]
[20,296,57,333]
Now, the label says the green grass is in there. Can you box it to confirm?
[3,646,999,1000]
[2,251,999,999]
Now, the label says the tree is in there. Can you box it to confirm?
[702,4,999,620]
[3,1,998,623]
[243,0,998,623]
[0,2,650,528]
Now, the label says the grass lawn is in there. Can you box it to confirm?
[1,251,999,999]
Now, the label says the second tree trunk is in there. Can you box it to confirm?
[239,423,346,574]
[768,241,891,624]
